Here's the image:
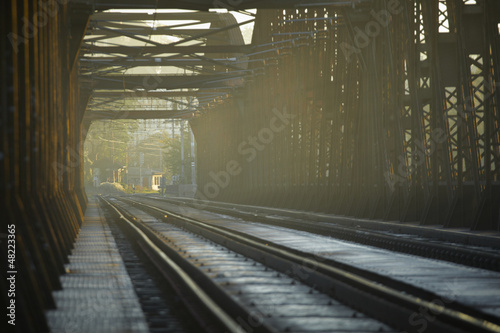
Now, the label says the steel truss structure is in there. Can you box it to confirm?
[192,0,500,230]
[80,10,251,125]
[2,1,499,330]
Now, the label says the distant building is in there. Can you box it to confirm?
[151,172,163,191]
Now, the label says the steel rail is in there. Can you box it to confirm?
[100,197,248,333]
[120,196,500,333]
[154,196,500,272]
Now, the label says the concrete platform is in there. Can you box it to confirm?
[45,198,148,333]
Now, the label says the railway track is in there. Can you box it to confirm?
[101,197,251,333]
[101,196,396,333]
[102,203,204,333]
[148,195,500,272]
[102,195,500,333]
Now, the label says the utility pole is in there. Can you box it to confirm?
[190,127,195,185]
[111,123,115,182]
[189,96,195,186]
[180,120,185,183]
[140,152,144,187]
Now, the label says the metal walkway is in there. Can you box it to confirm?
[45,199,148,333]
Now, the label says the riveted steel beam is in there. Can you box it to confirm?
[83,44,252,54]
[88,74,245,90]
[84,110,197,120]
[71,0,373,10]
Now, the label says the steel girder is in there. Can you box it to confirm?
[83,44,252,54]
[84,110,197,120]
[81,10,249,120]
[191,0,500,230]
[89,74,246,89]
[2,1,90,331]
[70,0,374,11]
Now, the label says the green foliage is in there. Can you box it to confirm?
[131,131,165,171]
[160,125,195,184]
[83,119,195,187]
[84,120,138,183]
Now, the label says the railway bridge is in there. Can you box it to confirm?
[2,0,500,332]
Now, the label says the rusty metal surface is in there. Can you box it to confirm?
[2,0,90,331]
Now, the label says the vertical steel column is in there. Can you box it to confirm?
[2,1,90,330]
[192,2,499,230]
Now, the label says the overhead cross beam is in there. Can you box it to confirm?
[87,28,225,38]
[89,74,245,90]
[71,0,372,10]
[84,110,197,120]
[80,56,242,69]
[91,91,228,98]
[83,44,252,55]
[91,12,221,21]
